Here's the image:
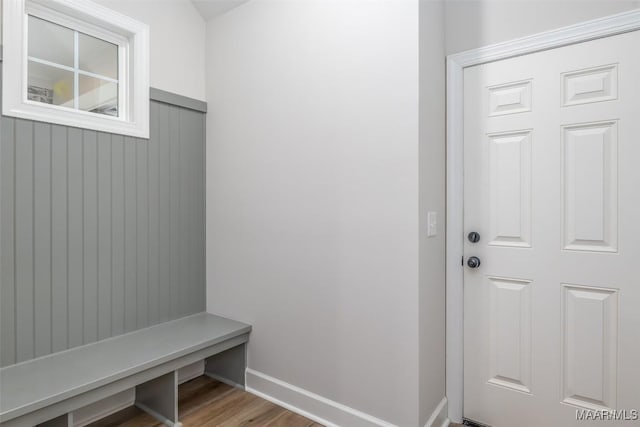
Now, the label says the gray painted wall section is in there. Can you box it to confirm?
[0,64,207,367]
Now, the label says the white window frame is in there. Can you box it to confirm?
[2,0,150,138]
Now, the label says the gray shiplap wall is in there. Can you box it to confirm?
[0,71,206,367]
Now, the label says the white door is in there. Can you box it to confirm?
[464,31,640,427]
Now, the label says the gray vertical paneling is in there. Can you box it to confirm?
[34,122,52,357]
[197,112,206,312]
[158,104,171,322]
[67,128,84,349]
[147,102,160,325]
[15,120,34,363]
[195,112,206,311]
[97,133,112,340]
[83,131,98,344]
[1,116,16,366]
[124,138,137,332]
[0,94,206,367]
[136,139,149,329]
[179,110,190,316]
[51,125,68,353]
[181,109,205,314]
[169,107,181,318]
[198,113,206,310]
[111,136,125,336]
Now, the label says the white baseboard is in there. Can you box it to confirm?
[70,365,447,427]
[245,369,397,427]
[423,397,449,427]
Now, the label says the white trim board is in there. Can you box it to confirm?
[445,8,640,424]
[245,369,397,427]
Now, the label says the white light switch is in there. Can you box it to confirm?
[427,211,437,237]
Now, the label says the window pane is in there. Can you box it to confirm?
[78,33,118,80]
[28,15,74,67]
[79,75,118,116]
[28,60,75,108]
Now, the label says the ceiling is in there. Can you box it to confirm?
[190,0,251,21]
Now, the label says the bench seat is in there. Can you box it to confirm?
[0,313,251,427]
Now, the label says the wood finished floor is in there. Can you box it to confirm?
[88,376,323,427]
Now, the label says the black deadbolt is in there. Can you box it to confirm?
[468,232,480,243]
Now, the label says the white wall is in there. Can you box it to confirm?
[445,0,640,54]
[205,0,445,425]
[419,1,447,426]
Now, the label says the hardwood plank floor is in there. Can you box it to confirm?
[88,376,322,427]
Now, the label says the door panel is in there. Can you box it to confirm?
[487,276,532,394]
[562,121,618,252]
[464,30,640,427]
[488,130,532,247]
[561,284,618,410]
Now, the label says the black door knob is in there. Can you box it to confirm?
[468,232,480,243]
[467,256,481,269]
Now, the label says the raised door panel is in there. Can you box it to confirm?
[562,121,618,252]
[562,284,618,410]
[488,277,532,394]
[488,130,532,248]
[562,65,618,107]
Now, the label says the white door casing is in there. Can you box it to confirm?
[459,27,640,427]
[446,9,640,424]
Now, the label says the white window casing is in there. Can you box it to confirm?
[2,0,150,138]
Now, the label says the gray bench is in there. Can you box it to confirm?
[0,313,251,427]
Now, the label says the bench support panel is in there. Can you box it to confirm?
[135,371,181,427]
[36,414,71,427]
[204,343,247,389]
